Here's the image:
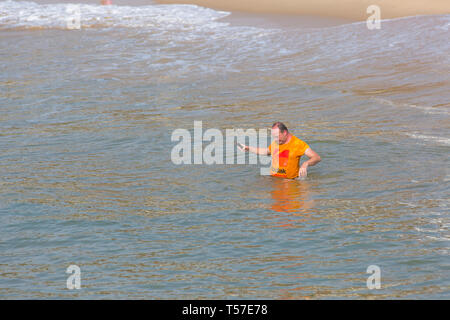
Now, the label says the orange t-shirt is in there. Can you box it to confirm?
[268,135,309,179]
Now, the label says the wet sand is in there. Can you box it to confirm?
[219,11,352,29]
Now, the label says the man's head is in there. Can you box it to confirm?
[271,122,290,144]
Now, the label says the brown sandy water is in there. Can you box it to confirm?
[0,1,449,299]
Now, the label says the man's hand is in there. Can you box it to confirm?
[237,143,249,152]
[299,148,321,178]
[299,162,309,178]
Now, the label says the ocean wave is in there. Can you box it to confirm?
[0,0,231,30]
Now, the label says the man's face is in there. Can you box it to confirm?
[271,127,288,145]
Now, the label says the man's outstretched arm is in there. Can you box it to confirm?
[238,143,270,155]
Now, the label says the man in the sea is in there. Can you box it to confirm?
[238,122,321,179]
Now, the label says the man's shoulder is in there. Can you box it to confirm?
[291,135,309,153]
[291,135,306,145]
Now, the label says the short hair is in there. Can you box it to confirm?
[272,122,288,133]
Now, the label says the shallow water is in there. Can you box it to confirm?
[0,1,449,299]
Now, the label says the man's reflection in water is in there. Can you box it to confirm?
[269,178,315,227]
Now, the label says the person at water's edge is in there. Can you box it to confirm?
[238,122,321,179]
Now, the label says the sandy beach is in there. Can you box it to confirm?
[156,0,450,21]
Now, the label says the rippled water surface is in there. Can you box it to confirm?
[1,1,449,299]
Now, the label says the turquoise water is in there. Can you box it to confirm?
[0,1,449,298]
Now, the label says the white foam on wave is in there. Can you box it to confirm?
[372,97,450,116]
[403,132,450,146]
[0,0,231,30]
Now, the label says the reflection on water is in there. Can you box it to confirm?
[0,1,449,299]
[270,178,313,215]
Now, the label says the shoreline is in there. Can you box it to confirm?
[7,0,450,30]
[219,11,352,29]
[155,0,450,21]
